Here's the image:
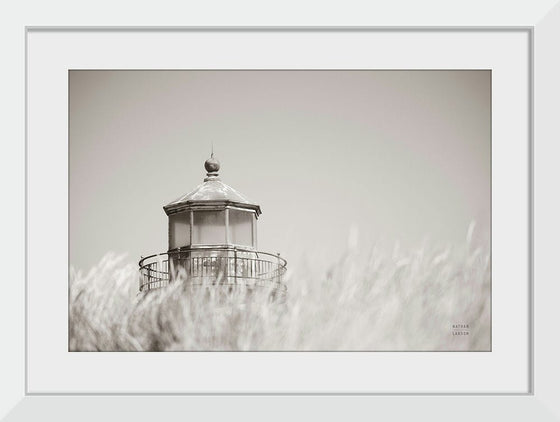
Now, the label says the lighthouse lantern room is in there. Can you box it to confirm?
[139,155,286,295]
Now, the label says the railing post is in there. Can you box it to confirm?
[277,252,281,283]
[234,249,238,285]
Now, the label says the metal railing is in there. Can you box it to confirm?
[138,247,287,293]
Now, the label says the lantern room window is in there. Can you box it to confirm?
[228,209,254,247]
[192,210,226,245]
[168,212,190,250]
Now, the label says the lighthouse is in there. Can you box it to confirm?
[139,154,287,298]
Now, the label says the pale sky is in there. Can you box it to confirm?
[69,70,490,271]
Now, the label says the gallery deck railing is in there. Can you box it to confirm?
[138,247,287,293]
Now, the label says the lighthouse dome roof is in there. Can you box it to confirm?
[163,155,261,216]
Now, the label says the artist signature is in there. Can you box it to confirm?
[452,323,470,336]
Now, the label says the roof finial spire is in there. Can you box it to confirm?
[204,149,220,182]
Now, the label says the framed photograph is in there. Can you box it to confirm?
[3,2,559,419]
[68,67,492,353]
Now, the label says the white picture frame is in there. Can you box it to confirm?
[3,0,559,419]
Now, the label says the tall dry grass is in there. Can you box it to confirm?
[69,224,490,351]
